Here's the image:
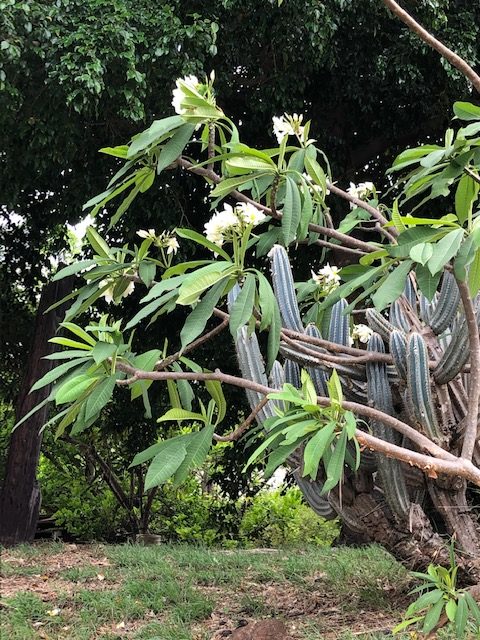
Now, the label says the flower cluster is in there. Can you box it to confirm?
[311,263,341,294]
[346,181,375,209]
[172,75,201,115]
[137,229,179,254]
[272,113,305,144]
[204,202,266,247]
[171,72,221,122]
[350,323,373,344]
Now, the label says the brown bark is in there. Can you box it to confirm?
[0,276,72,546]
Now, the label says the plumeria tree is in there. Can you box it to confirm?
[18,0,480,613]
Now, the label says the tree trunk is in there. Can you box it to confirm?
[0,277,72,546]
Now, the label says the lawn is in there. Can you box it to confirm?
[0,542,470,639]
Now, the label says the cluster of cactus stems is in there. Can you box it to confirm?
[233,244,480,571]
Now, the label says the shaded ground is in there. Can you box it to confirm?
[0,542,468,639]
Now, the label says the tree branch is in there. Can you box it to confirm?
[326,182,397,240]
[214,397,269,442]
[113,363,480,486]
[457,279,480,461]
[382,0,480,93]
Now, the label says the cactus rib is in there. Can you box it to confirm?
[367,333,410,519]
[429,272,460,335]
[268,244,304,333]
[407,332,441,440]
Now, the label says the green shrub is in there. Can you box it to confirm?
[239,487,340,548]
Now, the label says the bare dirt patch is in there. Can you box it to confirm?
[1,544,112,599]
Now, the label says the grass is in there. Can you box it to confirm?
[0,542,475,639]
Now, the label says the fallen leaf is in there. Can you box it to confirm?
[97,574,105,581]
[47,608,61,616]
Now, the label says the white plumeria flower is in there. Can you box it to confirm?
[236,202,266,226]
[172,75,200,115]
[311,263,341,294]
[346,181,376,209]
[137,229,156,239]
[272,113,305,144]
[99,279,135,305]
[351,323,373,344]
[318,263,341,286]
[165,236,179,254]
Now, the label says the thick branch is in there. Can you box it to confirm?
[113,363,480,486]
[383,0,480,93]
[457,279,480,460]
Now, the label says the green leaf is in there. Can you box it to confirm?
[453,101,480,121]
[205,380,226,423]
[86,227,113,259]
[180,278,228,348]
[127,115,184,157]
[125,290,177,329]
[427,229,464,275]
[157,408,205,423]
[372,260,413,310]
[210,174,269,199]
[409,243,433,266]
[142,274,186,303]
[91,341,117,365]
[49,337,93,351]
[455,174,479,225]
[321,429,347,494]
[144,440,188,490]
[130,441,167,467]
[175,228,231,261]
[282,175,301,245]
[52,260,97,281]
[173,424,215,486]
[99,145,129,158]
[256,271,274,331]
[225,156,275,175]
[30,358,91,392]
[177,264,234,306]
[388,227,446,258]
[422,597,445,634]
[302,421,336,479]
[229,273,256,336]
[469,249,480,296]
[157,123,196,174]
[406,589,443,616]
[415,264,441,300]
[445,598,457,623]
[55,374,99,405]
[84,376,116,421]
[13,397,50,431]
[264,441,303,478]
[138,261,156,288]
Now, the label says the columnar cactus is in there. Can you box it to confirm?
[234,243,480,577]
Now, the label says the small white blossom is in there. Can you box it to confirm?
[137,229,156,239]
[346,181,376,209]
[99,279,135,305]
[172,75,200,114]
[236,202,267,226]
[311,263,341,295]
[351,323,373,344]
[272,113,305,144]
[165,236,179,254]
